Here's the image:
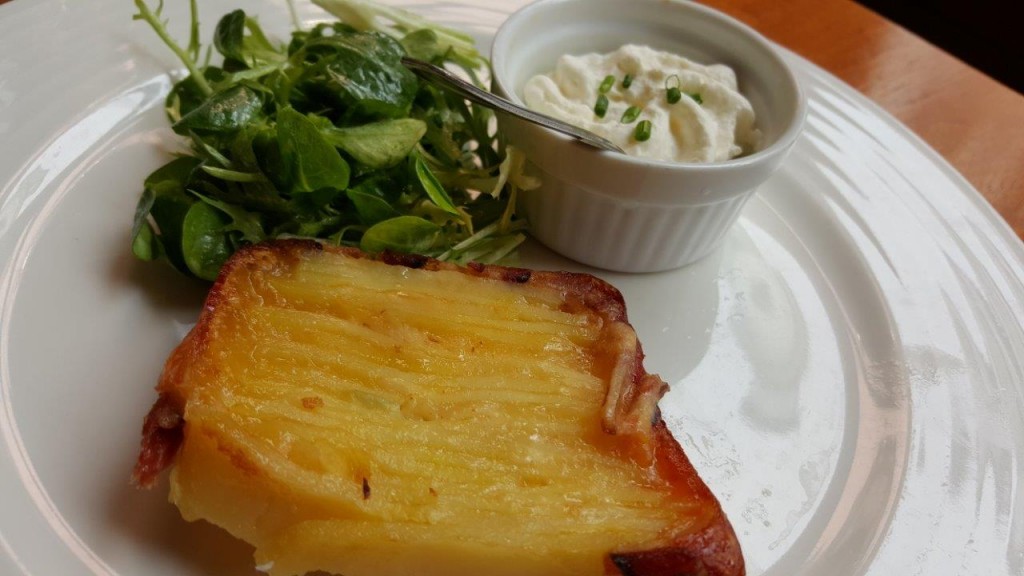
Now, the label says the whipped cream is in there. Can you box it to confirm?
[523,44,761,163]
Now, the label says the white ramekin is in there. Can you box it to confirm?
[491,0,806,272]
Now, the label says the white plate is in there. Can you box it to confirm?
[1,0,1022,574]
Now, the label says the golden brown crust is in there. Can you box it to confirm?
[603,422,744,576]
[606,514,743,576]
[131,393,184,488]
[131,239,743,575]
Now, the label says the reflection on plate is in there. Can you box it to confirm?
[1,0,1022,574]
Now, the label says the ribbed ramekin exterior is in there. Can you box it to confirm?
[522,183,752,272]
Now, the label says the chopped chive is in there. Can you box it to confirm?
[594,94,609,118]
[598,74,615,94]
[688,92,703,105]
[634,120,652,142]
[620,105,641,123]
[621,74,633,89]
[665,75,683,103]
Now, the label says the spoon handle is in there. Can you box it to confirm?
[400,56,625,154]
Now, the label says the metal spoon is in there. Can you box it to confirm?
[401,56,625,154]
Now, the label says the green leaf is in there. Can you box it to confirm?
[151,193,200,276]
[413,154,458,215]
[312,0,484,70]
[276,107,351,197]
[297,26,418,119]
[192,132,234,167]
[173,85,265,136]
[165,67,228,122]
[201,165,262,182]
[242,17,285,63]
[136,156,203,273]
[309,187,343,207]
[222,63,285,84]
[213,9,246,62]
[321,118,426,168]
[347,189,399,224]
[250,127,291,191]
[131,186,157,246]
[293,214,343,237]
[214,10,286,67]
[145,156,203,194]
[192,193,266,243]
[400,29,443,62]
[181,201,233,281]
[131,187,159,261]
[360,215,442,254]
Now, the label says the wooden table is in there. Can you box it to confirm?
[2,0,1021,238]
[703,0,1024,240]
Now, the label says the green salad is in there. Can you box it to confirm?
[130,0,536,281]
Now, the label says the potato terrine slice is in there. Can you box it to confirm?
[132,239,743,576]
